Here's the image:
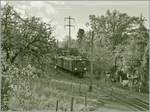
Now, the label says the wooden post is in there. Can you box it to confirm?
[71,82,73,94]
[85,95,87,107]
[97,80,99,87]
[110,88,113,101]
[55,40,58,76]
[56,100,59,112]
[62,104,64,112]
[79,82,81,94]
[64,108,67,112]
[71,74,73,94]
[51,81,53,88]
[89,31,94,92]
[70,97,74,111]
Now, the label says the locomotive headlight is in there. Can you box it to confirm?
[84,68,87,70]
[75,68,77,70]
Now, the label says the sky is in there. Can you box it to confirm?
[1,1,149,41]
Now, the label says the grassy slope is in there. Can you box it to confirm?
[9,67,149,111]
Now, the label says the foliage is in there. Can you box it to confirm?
[2,64,40,110]
[88,10,141,50]
[77,28,85,45]
[1,4,56,110]
[78,10,149,85]
[1,4,56,67]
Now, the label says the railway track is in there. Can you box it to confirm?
[131,98,149,110]
[108,89,149,111]
[95,86,149,111]
[50,69,149,111]
[110,93,148,111]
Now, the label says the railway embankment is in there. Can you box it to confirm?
[8,67,149,111]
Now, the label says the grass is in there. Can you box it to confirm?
[8,67,149,111]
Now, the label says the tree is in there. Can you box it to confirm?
[1,4,56,110]
[77,28,85,44]
[2,4,56,69]
[86,10,148,87]
[121,15,149,89]
[89,10,141,50]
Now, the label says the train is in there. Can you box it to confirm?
[55,48,89,77]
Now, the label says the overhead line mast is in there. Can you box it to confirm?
[64,16,75,48]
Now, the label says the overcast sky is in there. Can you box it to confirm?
[1,1,149,41]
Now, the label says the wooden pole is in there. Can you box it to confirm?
[85,95,87,107]
[89,31,94,92]
[70,97,74,111]
[79,82,81,94]
[110,88,113,101]
[56,100,59,112]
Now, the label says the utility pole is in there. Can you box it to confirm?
[89,31,94,92]
[64,16,75,48]
[54,40,59,73]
